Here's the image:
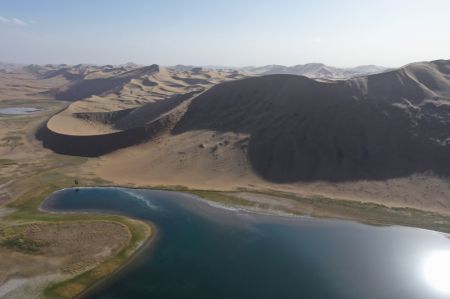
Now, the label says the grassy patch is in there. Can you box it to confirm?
[1,236,48,253]
[6,180,151,299]
[44,218,151,299]
[0,158,16,166]
[147,184,190,191]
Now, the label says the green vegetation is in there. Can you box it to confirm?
[43,217,151,299]
[0,158,16,166]
[1,236,48,253]
[146,184,190,191]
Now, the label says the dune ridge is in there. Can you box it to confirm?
[8,59,447,184]
[174,60,450,181]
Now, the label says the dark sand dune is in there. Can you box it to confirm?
[175,60,450,182]
[35,60,449,183]
[35,122,151,156]
[36,92,197,156]
[53,76,131,101]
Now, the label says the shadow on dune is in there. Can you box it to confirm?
[35,122,152,157]
[36,92,196,156]
[114,92,195,130]
[173,71,450,182]
[53,77,130,101]
[50,64,161,101]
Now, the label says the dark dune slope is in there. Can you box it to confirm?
[174,60,450,182]
[35,93,194,157]
[35,122,151,157]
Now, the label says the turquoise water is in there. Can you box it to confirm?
[42,188,450,299]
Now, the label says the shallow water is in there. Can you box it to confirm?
[43,188,450,299]
[0,107,40,115]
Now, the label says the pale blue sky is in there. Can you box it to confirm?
[1,0,449,67]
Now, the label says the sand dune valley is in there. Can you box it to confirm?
[0,58,449,298]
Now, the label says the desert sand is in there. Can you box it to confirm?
[46,65,245,136]
[2,60,448,214]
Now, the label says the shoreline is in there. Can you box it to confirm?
[37,188,159,299]
[34,186,450,299]
[182,189,450,235]
[42,186,450,235]
[38,195,157,299]
[12,185,450,298]
[42,186,450,236]
[75,223,158,299]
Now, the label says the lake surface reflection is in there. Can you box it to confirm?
[0,107,41,115]
[42,188,450,299]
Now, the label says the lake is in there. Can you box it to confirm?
[0,107,41,115]
[42,188,450,299]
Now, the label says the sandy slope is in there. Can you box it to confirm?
[83,130,256,188]
[83,130,450,215]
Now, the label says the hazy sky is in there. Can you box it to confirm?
[1,0,449,67]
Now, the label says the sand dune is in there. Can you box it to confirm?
[2,59,449,191]
[44,64,246,136]
[240,63,390,79]
[36,59,450,184]
[175,60,450,181]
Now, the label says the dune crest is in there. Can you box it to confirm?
[19,59,449,183]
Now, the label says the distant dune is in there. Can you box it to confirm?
[240,63,390,79]
[42,64,245,136]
